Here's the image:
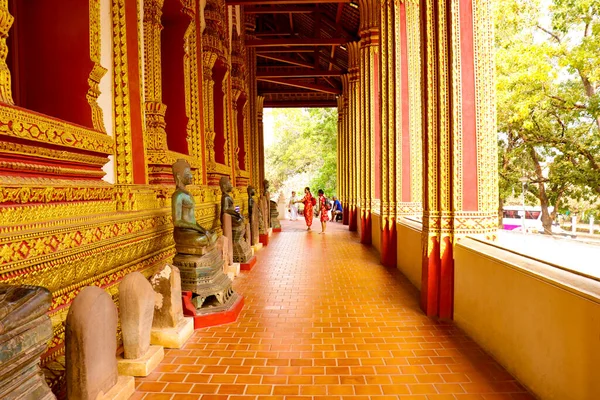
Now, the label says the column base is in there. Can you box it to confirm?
[273,227,282,232]
[117,345,164,377]
[259,233,269,246]
[151,317,194,349]
[241,255,257,271]
[99,376,135,400]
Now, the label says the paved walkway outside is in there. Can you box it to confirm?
[134,219,533,400]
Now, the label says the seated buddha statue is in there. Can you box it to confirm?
[172,159,217,254]
[220,176,244,226]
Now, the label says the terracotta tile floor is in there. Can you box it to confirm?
[135,219,533,400]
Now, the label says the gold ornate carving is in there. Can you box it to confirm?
[87,0,108,133]
[0,106,113,154]
[112,0,136,184]
[0,1,14,104]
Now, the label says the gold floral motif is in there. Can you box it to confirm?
[0,106,113,154]
[0,201,116,229]
[0,212,172,268]
[87,0,108,133]
[112,0,135,184]
[0,1,14,104]
[0,140,108,165]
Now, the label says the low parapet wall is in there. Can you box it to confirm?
[454,238,600,400]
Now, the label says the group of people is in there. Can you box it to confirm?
[287,187,343,233]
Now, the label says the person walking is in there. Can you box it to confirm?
[288,191,298,221]
[316,189,330,234]
[295,187,315,231]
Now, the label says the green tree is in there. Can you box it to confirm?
[265,108,338,197]
[496,0,600,233]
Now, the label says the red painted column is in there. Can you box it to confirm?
[419,0,497,319]
[124,0,148,184]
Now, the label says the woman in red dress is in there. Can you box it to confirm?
[296,187,315,231]
[317,189,329,234]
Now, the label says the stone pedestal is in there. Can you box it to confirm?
[174,248,237,314]
[0,285,55,400]
[150,317,194,349]
[252,243,263,252]
[117,345,164,377]
[98,376,135,400]
[66,286,135,400]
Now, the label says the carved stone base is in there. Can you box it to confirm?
[117,345,164,377]
[150,317,194,349]
[232,224,253,263]
[0,315,55,400]
[182,291,244,329]
[174,249,238,313]
[98,376,135,400]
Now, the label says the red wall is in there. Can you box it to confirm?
[162,1,190,155]
[8,0,94,129]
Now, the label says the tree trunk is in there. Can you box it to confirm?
[528,146,552,234]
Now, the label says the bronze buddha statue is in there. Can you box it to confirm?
[220,176,244,226]
[172,159,217,254]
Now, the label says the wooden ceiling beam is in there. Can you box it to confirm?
[264,100,338,108]
[256,47,316,53]
[247,38,347,47]
[257,78,342,94]
[227,0,349,5]
[257,53,314,68]
[257,68,342,78]
[244,6,316,14]
[259,88,320,94]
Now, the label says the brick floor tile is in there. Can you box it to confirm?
[132,221,533,400]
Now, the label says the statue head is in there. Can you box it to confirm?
[219,176,233,194]
[263,179,270,191]
[247,185,255,197]
[172,159,192,189]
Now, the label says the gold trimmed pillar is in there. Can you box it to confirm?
[379,0,396,266]
[256,95,265,185]
[420,0,498,319]
[358,0,379,244]
[347,42,360,232]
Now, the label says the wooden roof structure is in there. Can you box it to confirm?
[227,0,360,107]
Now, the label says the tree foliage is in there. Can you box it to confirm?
[496,0,600,231]
[265,108,338,197]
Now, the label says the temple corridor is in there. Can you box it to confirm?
[133,220,533,400]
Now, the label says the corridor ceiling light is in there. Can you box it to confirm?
[349,2,359,9]
[340,45,347,51]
